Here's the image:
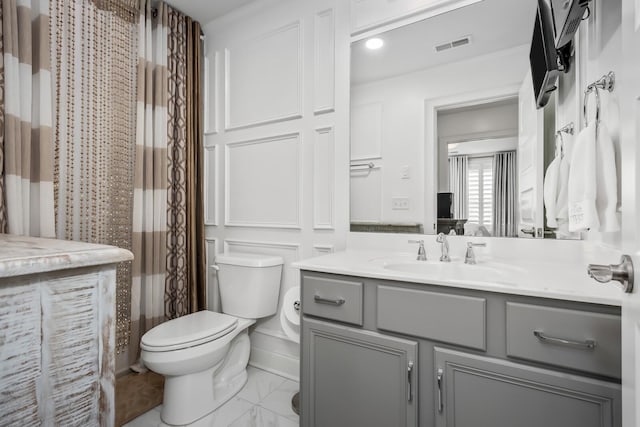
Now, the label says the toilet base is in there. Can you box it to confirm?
[159,330,251,426]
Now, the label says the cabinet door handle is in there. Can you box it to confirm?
[533,330,596,349]
[436,368,444,413]
[313,295,345,306]
[407,361,414,402]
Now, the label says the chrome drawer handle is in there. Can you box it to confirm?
[533,330,596,350]
[313,295,345,306]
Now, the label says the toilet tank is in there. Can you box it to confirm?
[215,252,284,319]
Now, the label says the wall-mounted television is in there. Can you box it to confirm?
[529,0,559,109]
[529,0,591,109]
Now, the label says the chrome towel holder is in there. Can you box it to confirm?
[583,71,615,135]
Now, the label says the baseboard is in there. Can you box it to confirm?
[249,328,300,382]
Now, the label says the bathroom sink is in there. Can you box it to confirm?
[383,261,520,286]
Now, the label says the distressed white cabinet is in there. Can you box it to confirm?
[0,235,132,427]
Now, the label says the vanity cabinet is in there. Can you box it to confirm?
[300,271,622,427]
[303,318,418,427]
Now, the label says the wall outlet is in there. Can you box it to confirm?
[392,197,410,210]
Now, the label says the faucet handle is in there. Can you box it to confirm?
[408,239,427,261]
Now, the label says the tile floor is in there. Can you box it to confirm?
[123,366,300,427]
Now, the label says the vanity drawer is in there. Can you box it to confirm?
[506,302,621,378]
[377,285,486,350]
[302,275,363,325]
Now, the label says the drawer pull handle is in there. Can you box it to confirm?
[436,368,444,413]
[533,330,596,350]
[407,361,414,402]
[314,295,345,306]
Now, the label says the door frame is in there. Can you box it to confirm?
[424,84,520,235]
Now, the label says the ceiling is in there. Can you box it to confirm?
[163,0,259,24]
[351,0,537,85]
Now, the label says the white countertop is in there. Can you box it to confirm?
[0,234,133,278]
[293,249,623,306]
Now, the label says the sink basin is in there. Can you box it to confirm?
[383,260,520,286]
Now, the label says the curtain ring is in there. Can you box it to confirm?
[582,5,591,20]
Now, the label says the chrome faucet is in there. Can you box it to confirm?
[408,239,427,261]
[464,242,486,264]
[436,233,450,262]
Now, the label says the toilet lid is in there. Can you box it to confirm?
[141,311,238,352]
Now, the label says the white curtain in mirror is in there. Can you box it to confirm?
[492,151,517,237]
[448,156,468,220]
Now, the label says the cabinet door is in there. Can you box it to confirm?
[302,318,418,427]
[434,348,621,427]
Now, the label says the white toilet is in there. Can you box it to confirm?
[140,252,284,426]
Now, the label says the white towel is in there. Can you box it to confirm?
[595,122,619,232]
[568,123,599,231]
[567,122,619,232]
[554,143,572,236]
[543,155,560,228]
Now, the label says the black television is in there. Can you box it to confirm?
[550,0,591,49]
[529,0,559,109]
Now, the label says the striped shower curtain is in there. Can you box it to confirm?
[2,0,55,237]
[130,0,169,366]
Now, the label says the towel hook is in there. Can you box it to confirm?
[583,72,615,132]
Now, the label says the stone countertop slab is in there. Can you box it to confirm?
[0,234,133,278]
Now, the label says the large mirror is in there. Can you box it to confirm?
[350,0,569,239]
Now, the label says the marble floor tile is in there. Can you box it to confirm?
[122,367,297,427]
[189,397,254,427]
[236,366,287,404]
[228,406,299,427]
[258,380,299,422]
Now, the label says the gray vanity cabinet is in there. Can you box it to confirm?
[300,271,622,427]
[302,318,418,427]
[435,348,620,427]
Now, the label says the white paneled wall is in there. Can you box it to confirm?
[202,0,350,378]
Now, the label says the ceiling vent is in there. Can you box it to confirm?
[435,35,471,52]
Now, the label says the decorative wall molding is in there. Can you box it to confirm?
[313,244,335,257]
[224,21,303,130]
[314,9,336,114]
[205,238,219,311]
[204,145,218,226]
[313,126,335,230]
[204,51,220,135]
[225,133,302,229]
[223,239,301,260]
[350,102,383,160]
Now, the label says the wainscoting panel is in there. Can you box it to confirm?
[225,133,302,228]
[205,238,219,312]
[313,244,335,257]
[314,9,335,114]
[351,102,382,160]
[204,145,218,226]
[350,165,382,223]
[204,51,220,135]
[225,21,302,130]
[314,127,335,230]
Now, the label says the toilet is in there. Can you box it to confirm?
[140,252,284,426]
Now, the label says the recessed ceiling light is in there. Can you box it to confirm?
[365,38,384,50]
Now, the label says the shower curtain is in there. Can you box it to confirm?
[0,0,204,362]
[2,0,55,238]
[492,151,517,237]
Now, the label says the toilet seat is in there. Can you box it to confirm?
[141,311,238,352]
